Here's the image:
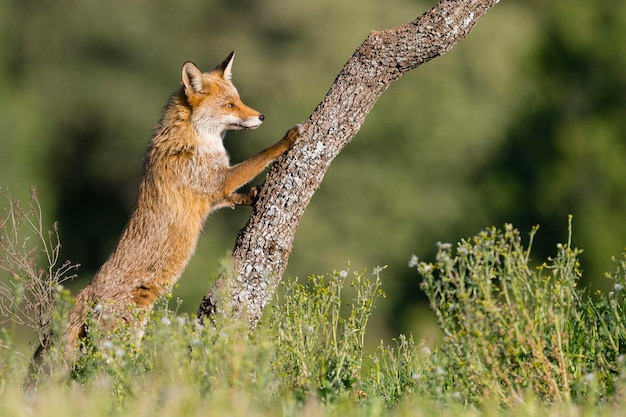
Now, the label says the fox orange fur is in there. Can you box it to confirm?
[59,52,300,357]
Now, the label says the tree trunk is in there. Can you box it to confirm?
[197,0,499,326]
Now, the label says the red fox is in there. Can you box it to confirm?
[57,52,300,358]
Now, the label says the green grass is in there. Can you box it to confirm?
[2,208,626,415]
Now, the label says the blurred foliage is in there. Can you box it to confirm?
[0,0,624,342]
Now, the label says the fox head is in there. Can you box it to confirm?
[182,52,264,138]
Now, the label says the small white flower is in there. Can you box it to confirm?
[115,348,125,358]
[411,373,422,381]
[372,266,384,275]
[584,372,595,383]
[176,316,186,327]
[418,263,433,274]
[161,317,171,326]
[408,254,419,268]
[421,346,431,355]
[102,340,113,349]
[452,391,462,400]
[436,253,451,263]
[94,303,103,312]
[339,270,348,278]
[615,283,623,292]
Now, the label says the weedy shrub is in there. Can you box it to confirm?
[17,270,388,411]
[412,218,626,406]
[270,267,384,402]
[365,334,449,406]
[61,294,285,407]
[4,187,626,416]
[0,188,78,348]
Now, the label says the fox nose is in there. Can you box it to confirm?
[258,114,265,122]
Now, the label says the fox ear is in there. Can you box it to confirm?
[212,51,235,81]
[182,61,204,94]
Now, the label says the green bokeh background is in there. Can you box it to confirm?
[1,0,625,348]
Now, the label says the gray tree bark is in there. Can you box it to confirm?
[197,0,500,326]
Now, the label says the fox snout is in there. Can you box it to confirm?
[247,112,265,128]
[230,112,264,131]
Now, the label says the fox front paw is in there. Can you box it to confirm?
[226,189,258,207]
[246,185,260,203]
[235,186,260,206]
[283,123,304,146]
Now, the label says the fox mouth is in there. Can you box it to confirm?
[230,123,261,130]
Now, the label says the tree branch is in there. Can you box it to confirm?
[197,0,499,325]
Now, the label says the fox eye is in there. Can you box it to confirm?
[225,103,235,109]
